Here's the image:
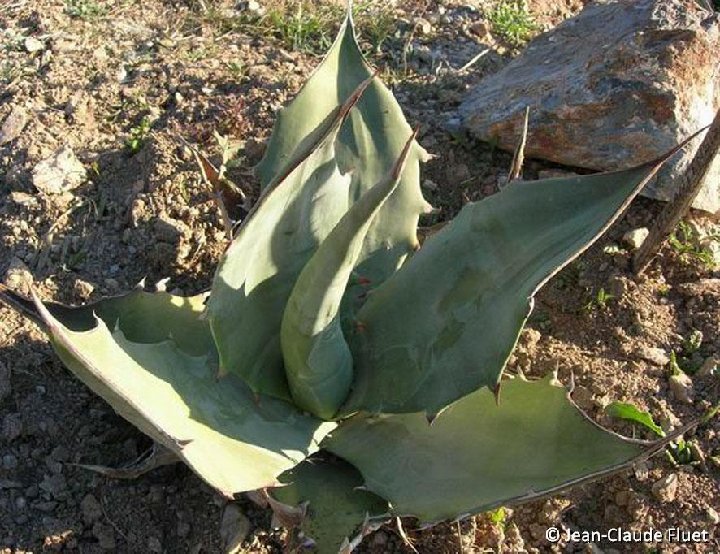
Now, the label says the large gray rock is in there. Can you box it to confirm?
[460,0,720,213]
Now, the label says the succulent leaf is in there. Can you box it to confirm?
[271,459,388,554]
[206,79,372,399]
[281,133,416,419]
[327,376,650,523]
[256,14,431,287]
[22,289,334,496]
[342,161,670,415]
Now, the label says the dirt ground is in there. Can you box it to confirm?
[1,0,719,552]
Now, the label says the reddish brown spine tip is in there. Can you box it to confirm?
[492,382,502,405]
[357,276,371,286]
[354,320,367,333]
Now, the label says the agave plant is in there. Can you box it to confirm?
[0,11,692,553]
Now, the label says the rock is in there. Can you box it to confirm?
[2,413,23,442]
[0,361,10,403]
[81,494,103,524]
[707,507,720,524]
[415,17,433,35]
[4,257,33,295]
[92,522,116,550]
[220,503,250,554]
[24,37,44,53]
[638,346,670,367]
[65,91,95,128]
[622,228,649,250]
[32,147,87,194]
[153,215,186,243]
[697,356,718,376]
[237,0,264,14]
[669,372,694,404]
[0,106,29,145]
[460,0,720,213]
[652,473,678,502]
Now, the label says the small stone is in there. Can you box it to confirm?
[2,454,18,470]
[706,507,720,524]
[415,17,433,35]
[237,0,263,13]
[32,147,87,194]
[2,413,23,442]
[220,504,250,554]
[669,372,694,404]
[651,473,678,503]
[689,442,706,465]
[4,257,33,295]
[73,279,95,299]
[92,522,116,550]
[81,494,103,524]
[697,357,718,377]
[469,21,491,39]
[0,361,10,403]
[148,536,162,553]
[153,215,186,243]
[622,228,649,251]
[177,521,191,538]
[0,106,29,145]
[638,346,669,367]
[24,37,44,53]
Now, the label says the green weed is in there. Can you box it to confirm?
[125,116,151,155]
[487,0,538,47]
[668,220,718,269]
[65,0,108,20]
[584,287,614,312]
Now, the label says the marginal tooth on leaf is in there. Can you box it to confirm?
[338,537,352,554]
[425,412,438,425]
[492,382,502,405]
[266,494,305,528]
[422,201,439,215]
[155,277,170,292]
[354,320,367,333]
[135,277,147,290]
[245,489,269,508]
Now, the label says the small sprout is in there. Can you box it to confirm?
[488,506,507,529]
[667,439,694,465]
[584,287,614,312]
[683,329,703,354]
[125,116,152,155]
[668,351,683,376]
[668,220,718,270]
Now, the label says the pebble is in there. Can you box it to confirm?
[24,37,44,53]
[220,503,251,553]
[669,372,694,404]
[2,413,23,442]
[638,346,669,367]
[92,522,116,550]
[0,106,29,145]
[32,147,88,194]
[81,493,103,524]
[621,228,649,250]
[707,507,720,524]
[651,473,678,503]
[415,17,433,35]
[697,357,718,377]
[2,454,18,470]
